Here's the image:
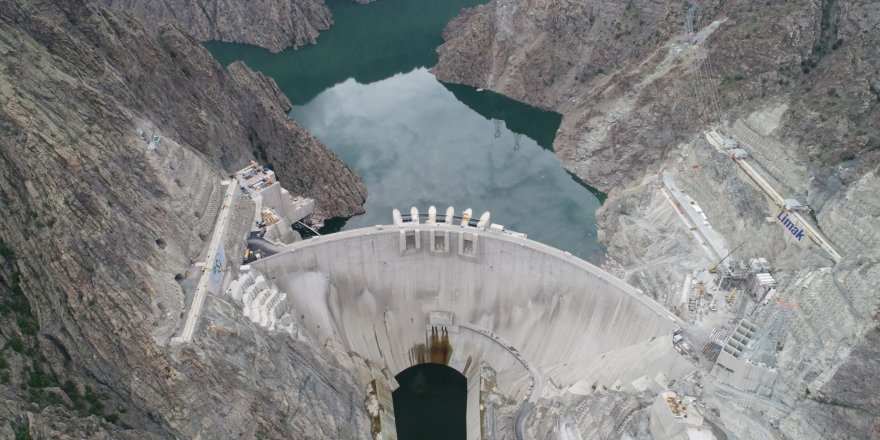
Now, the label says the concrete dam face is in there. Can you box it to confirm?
[236,218,691,408]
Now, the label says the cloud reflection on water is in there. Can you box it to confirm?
[293,68,604,260]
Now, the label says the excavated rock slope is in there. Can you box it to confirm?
[0,0,368,437]
[435,0,880,437]
[96,0,374,53]
[434,0,880,193]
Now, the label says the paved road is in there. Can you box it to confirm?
[706,131,842,263]
[179,178,238,342]
[737,157,842,262]
[457,322,543,404]
[457,322,542,440]
[514,402,536,440]
[661,170,728,260]
[486,400,496,440]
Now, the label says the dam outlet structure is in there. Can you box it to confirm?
[227,206,694,439]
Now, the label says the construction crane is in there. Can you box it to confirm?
[709,238,748,273]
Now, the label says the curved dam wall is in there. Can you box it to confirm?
[248,224,689,400]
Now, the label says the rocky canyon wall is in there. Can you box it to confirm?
[96,0,332,52]
[435,0,880,437]
[96,0,375,53]
[434,0,879,195]
[0,0,368,437]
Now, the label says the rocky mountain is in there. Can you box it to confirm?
[435,0,880,437]
[0,0,368,437]
[2,0,877,437]
[434,0,880,194]
[96,0,373,53]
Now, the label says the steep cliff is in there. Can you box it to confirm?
[435,1,880,437]
[434,0,880,194]
[0,0,368,437]
[95,0,333,52]
[95,0,375,53]
[9,0,367,219]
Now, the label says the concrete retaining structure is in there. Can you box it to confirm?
[465,363,483,440]
[246,223,691,403]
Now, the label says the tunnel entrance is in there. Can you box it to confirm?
[392,363,467,440]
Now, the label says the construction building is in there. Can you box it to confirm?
[650,391,712,440]
[711,319,779,396]
[747,272,777,302]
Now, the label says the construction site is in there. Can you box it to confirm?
[156,140,870,439]
[5,0,880,438]
[146,5,880,440]
[146,101,879,439]
[152,62,878,438]
[583,5,880,437]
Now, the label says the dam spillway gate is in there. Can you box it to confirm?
[410,326,454,366]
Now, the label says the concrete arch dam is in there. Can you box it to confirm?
[238,223,691,405]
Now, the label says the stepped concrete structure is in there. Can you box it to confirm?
[711,319,779,395]
[174,162,315,342]
[173,156,880,439]
[228,205,695,439]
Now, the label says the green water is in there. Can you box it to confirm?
[205,0,484,104]
[206,0,605,260]
[393,364,467,440]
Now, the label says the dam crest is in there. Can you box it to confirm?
[226,205,694,438]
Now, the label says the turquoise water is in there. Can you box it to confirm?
[206,0,605,261]
[205,0,487,104]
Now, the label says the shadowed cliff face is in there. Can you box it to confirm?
[96,0,333,53]
[0,0,368,437]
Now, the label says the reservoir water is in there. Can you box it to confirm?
[206,1,605,437]
[206,0,605,261]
